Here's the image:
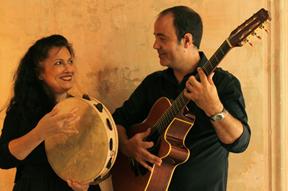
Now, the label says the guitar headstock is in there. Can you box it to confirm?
[228,8,271,47]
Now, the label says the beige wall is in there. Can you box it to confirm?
[0,0,287,191]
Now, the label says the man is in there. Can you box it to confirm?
[113,5,250,191]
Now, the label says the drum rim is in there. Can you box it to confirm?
[45,97,118,183]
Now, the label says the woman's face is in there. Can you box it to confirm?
[39,47,76,95]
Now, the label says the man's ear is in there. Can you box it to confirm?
[183,33,193,48]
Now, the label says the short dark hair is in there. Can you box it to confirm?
[159,6,203,48]
[9,34,74,115]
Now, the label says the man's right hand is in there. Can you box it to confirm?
[119,127,162,171]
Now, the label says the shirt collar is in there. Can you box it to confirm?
[181,51,209,85]
[162,51,208,85]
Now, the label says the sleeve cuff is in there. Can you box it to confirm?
[0,142,22,169]
[221,123,251,153]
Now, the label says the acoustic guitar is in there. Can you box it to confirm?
[112,8,270,191]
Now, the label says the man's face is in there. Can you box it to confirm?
[153,13,185,69]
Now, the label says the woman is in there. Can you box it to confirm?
[0,34,100,191]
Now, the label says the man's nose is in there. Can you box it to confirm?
[153,40,160,49]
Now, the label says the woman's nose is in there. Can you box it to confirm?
[64,62,74,72]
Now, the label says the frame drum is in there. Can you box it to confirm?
[45,96,118,184]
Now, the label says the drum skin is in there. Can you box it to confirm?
[45,97,118,184]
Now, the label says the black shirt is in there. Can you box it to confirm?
[0,103,101,191]
[113,52,251,191]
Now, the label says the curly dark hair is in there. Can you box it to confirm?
[159,6,203,48]
[8,34,74,116]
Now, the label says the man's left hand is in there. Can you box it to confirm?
[184,67,223,116]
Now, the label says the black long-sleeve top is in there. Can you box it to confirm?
[0,103,101,191]
[113,52,251,191]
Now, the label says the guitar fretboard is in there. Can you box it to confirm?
[151,40,232,135]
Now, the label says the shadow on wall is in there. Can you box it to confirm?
[86,66,143,112]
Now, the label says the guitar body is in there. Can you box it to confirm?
[112,97,195,191]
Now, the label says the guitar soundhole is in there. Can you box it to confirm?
[106,118,112,130]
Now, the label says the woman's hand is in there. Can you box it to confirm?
[67,180,89,191]
[35,106,80,141]
[8,106,80,160]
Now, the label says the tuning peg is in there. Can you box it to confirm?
[252,32,262,39]
[259,24,269,33]
[244,39,253,47]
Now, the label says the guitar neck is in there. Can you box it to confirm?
[201,39,232,76]
[152,40,232,135]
